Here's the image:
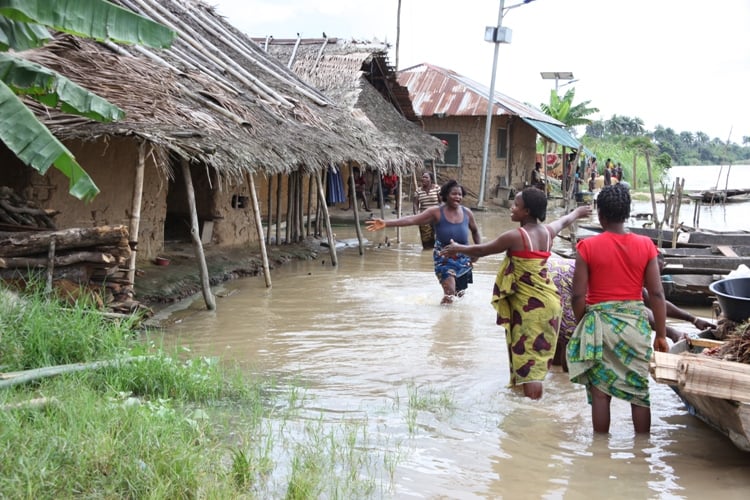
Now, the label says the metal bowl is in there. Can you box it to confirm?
[708,277,750,322]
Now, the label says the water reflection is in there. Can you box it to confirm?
[162,211,749,498]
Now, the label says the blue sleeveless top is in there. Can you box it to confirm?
[435,206,469,245]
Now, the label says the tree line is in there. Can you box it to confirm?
[584,115,750,166]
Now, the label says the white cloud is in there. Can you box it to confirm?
[210,0,750,141]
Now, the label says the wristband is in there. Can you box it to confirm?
[692,316,699,326]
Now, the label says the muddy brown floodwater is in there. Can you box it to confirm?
[157,209,749,499]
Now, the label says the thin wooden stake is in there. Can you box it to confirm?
[315,171,337,266]
[249,173,271,287]
[181,159,215,310]
[127,141,146,289]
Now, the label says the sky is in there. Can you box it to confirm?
[208,0,750,143]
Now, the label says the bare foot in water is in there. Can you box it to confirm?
[441,294,455,305]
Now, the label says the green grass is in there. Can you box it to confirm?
[0,283,405,498]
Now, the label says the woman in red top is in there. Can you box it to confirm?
[567,184,668,434]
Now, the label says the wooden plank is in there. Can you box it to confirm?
[664,256,750,270]
[688,338,725,349]
[650,351,680,384]
[717,245,739,257]
[678,358,750,403]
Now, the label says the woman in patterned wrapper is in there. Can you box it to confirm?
[567,183,668,434]
[441,188,591,399]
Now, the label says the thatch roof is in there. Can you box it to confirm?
[256,37,444,168]
[19,0,434,179]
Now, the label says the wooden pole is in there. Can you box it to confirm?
[306,174,314,237]
[127,142,146,289]
[632,154,637,190]
[315,171,337,266]
[396,173,403,242]
[297,172,304,241]
[249,173,271,287]
[45,238,55,294]
[275,173,282,245]
[349,164,365,254]
[645,151,664,248]
[671,178,685,249]
[285,174,293,243]
[180,159,215,310]
[266,174,273,245]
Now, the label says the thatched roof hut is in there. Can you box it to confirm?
[21,0,429,178]
[255,37,445,170]
[3,0,433,309]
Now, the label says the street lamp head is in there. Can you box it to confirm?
[540,71,574,81]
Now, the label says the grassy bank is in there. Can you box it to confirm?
[0,283,399,498]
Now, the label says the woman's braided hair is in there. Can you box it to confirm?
[597,184,630,222]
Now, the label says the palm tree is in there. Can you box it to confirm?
[0,0,175,201]
[539,87,599,160]
[540,87,599,129]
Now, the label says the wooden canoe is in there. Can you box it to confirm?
[652,338,750,452]
[578,224,750,249]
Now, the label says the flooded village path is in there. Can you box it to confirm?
[157,208,749,499]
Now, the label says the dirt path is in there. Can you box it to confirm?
[135,240,321,305]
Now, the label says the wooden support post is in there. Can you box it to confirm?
[349,164,365,255]
[249,173,271,287]
[285,174,293,244]
[306,174,314,237]
[315,171,337,266]
[266,174,273,245]
[180,159,215,310]
[297,170,305,241]
[671,177,685,248]
[45,238,55,294]
[376,170,385,220]
[396,174,402,242]
[127,141,146,288]
[275,173,282,245]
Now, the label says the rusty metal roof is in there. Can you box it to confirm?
[397,63,562,124]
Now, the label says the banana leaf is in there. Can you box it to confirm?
[0,16,49,51]
[0,79,99,201]
[0,0,175,49]
[0,53,124,121]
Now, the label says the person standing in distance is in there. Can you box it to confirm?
[413,171,441,249]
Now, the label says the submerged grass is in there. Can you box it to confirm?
[0,283,403,498]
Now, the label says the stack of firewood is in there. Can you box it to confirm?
[0,188,150,316]
[0,224,148,316]
[0,186,58,230]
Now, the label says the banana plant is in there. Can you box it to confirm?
[0,0,175,201]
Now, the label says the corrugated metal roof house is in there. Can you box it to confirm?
[398,63,582,205]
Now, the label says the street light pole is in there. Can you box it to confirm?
[477,0,506,208]
[478,0,535,208]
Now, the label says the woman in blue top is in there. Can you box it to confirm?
[366,179,480,304]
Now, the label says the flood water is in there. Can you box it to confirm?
[160,207,749,499]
